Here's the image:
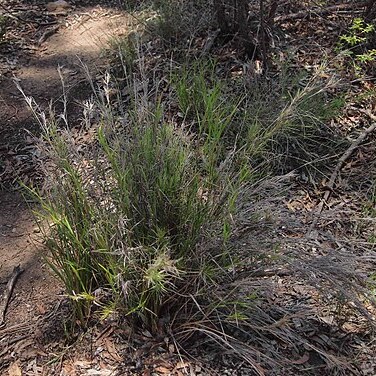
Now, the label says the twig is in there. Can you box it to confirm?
[308,109,376,235]
[0,265,24,328]
[0,322,32,336]
[37,25,60,46]
[275,3,367,23]
[236,267,291,280]
[201,29,220,56]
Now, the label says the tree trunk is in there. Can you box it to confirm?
[236,0,258,58]
[268,0,278,26]
[214,0,231,35]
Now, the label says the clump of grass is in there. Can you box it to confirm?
[172,60,248,181]
[173,60,347,180]
[107,33,137,73]
[22,67,244,331]
[149,0,213,42]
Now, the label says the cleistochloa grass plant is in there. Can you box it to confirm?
[22,67,246,331]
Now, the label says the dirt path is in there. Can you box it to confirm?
[1,4,131,183]
[0,5,131,371]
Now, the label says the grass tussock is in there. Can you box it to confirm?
[22,66,245,331]
[172,59,346,179]
[150,0,213,42]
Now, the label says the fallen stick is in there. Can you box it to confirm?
[201,29,220,56]
[275,2,367,23]
[0,265,24,328]
[308,108,376,235]
[236,268,292,280]
[37,25,60,46]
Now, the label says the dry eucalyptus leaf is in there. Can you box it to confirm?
[8,362,22,376]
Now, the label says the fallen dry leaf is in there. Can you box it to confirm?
[86,369,113,376]
[74,360,92,368]
[175,361,189,369]
[36,302,46,315]
[8,362,22,376]
[291,353,310,365]
[62,363,77,375]
[155,365,172,374]
[103,338,123,362]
